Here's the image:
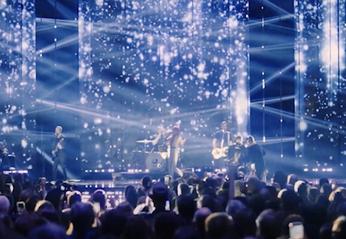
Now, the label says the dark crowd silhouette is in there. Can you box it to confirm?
[0,170,346,239]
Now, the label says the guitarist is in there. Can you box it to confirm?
[52,126,67,180]
[211,121,233,169]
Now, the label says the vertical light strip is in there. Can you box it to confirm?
[78,0,94,168]
[20,0,36,159]
[295,0,345,163]
[78,1,94,107]
[21,0,36,94]
[294,0,307,159]
[228,0,249,136]
[320,0,344,101]
[0,0,36,158]
[261,2,266,143]
[337,0,346,91]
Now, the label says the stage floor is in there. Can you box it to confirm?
[65,177,346,192]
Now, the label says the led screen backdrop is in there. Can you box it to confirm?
[0,0,36,168]
[78,0,249,169]
[295,0,346,167]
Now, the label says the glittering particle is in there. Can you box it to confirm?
[21,139,28,148]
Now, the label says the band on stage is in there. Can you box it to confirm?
[135,120,265,179]
[211,121,265,179]
[1,121,265,180]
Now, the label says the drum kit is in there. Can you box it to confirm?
[132,139,168,172]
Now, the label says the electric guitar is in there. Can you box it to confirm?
[211,146,228,160]
[52,136,64,158]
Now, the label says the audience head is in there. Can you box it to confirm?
[125,185,138,208]
[246,176,262,194]
[308,186,320,203]
[174,226,200,239]
[332,216,346,239]
[177,183,190,196]
[256,209,281,239]
[193,207,212,236]
[123,216,152,239]
[150,182,169,210]
[45,185,64,210]
[66,191,81,208]
[2,168,346,239]
[0,195,10,217]
[226,199,246,217]
[281,189,300,213]
[177,194,196,222]
[22,193,40,213]
[319,178,330,188]
[92,189,107,211]
[205,212,234,239]
[70,202,95,234]
[287,174,298,185]
[28,223,67,239]
[100,208,128,238]
[233,208,257,238]
[116,201,133,216]
[154,212,183,239]
[15,213,46,236]
[142,176,152,191]
[294,180,308,199]
[34,200,53,211]
[197,194,219,212]
[34,200,59,224]
[273,171,287,189]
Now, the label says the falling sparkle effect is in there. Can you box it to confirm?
[0,0,344,172]
[295,0,346,163]
[78,0,249,167]
[0,0,36,164]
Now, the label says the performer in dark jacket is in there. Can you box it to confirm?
[245,136,265,179]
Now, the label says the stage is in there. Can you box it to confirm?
[1,3,346,239]
[0,0,345,180]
